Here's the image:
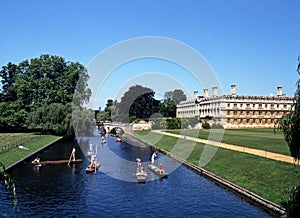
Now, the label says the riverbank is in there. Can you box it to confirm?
[0,133,62,171]
[127,130,287,217]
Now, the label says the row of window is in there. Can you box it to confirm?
[227,103,288,109]
[226,118,279,125]
[226,111,283,116]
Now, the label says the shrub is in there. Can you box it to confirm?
[202,121,210,129]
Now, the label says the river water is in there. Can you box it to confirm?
[0,135,270,217]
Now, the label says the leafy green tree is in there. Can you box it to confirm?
[96,111,111,122]
[159,89,186,118]
[72,106,95,136]
[117,85,160,122]
[172,89,187,105]
[163,89,186,104]
[280,56,300,161]
[27,103,74,136]
[159,99,176,117]
[279,55,300,217]
[0,62,19,102]
[0,54,91,135]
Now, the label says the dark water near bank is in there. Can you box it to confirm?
[0,135,270,217]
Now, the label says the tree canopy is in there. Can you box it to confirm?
[117,85,160,122]
[159,89,187,118]
[0,54,91,135]
[280,55,300,161]
[279,55,300,217]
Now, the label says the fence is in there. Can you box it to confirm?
[0,135,43,153]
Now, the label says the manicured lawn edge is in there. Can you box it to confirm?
[166,128,290,155]
[0,135,62,171]
[133,130,291,216]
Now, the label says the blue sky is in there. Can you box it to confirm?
[1,0,299,109]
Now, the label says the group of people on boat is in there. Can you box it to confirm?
[136,151,166,177]
[135,158,146,174]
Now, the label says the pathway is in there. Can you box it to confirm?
[152,130,296,165]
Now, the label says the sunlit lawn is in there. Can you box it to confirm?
[0,133,61,168]
[166,128,290,155]
[134,130,299,205]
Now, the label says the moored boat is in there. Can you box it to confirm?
[32,159,83,166]
[116,138,122,142]
[148,164,168,178]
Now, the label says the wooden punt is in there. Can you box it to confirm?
[135,171,147,183]
[134,166,148,183]
[148,165,168,178]
[85,161,101,173]
[116,138,123,142]
[33,159,83,166]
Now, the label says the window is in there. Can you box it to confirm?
[227,103,230,107]
[240,103,243,107]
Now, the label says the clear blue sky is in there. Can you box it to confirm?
[1,0,299,109]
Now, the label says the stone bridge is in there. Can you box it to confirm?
[97,122,133,135]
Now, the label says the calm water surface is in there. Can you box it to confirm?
[0,135,270,217]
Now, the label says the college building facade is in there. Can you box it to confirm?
[176,85,294,129]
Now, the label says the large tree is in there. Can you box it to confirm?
[159,89,187,118]
[117,85,160,122]
[0,54,91,135]
[0,62,19,102]
[280,56,300,161]
[164,89,187,104]
[280,55,300,217]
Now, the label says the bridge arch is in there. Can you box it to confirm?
[109,127,125,135]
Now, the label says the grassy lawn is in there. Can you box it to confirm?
[0,133,61,168]
[134,130,300,205]
[166,128,290,155]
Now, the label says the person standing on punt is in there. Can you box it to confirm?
[151,151,158,166]
[72,147,76,161]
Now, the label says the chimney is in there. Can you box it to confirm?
[231,84,236,95]
[204,89,209,98]
[194,91,198,99]
[212,87,218,97]
[277,86,282,96]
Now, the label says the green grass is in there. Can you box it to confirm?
[165,128,290,155]
[0,133,61,168]
[134,130,300,205]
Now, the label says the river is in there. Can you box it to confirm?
[0,134,270,217]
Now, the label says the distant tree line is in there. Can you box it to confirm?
[96,84,200,129]
[0,54,92,136]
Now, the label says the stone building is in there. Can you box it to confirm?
[176,85,294,128]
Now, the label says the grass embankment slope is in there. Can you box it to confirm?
[134,129,299,205]
[0,133,61,168]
